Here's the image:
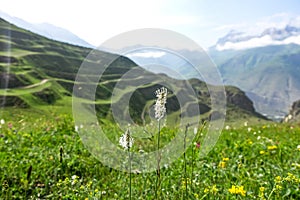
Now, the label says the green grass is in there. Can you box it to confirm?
[0,17,298,199]
[0,114,299,199]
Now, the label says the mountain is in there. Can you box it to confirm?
[208,25,300,120]
[0,11,94,48]
[0,17,266,124]
[283,99,300,123]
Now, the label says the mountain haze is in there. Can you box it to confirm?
[0,11,94,48]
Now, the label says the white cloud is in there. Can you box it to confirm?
[214,23,248,32]
[215,13,300,50]
[215,13,300,40]
[216,35,300,51]
[127,51,166,58]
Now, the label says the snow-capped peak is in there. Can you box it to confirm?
[215,25,300,51]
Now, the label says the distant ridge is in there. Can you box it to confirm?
[0,10,94,48]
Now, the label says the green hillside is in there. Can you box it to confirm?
[0,18,266,124]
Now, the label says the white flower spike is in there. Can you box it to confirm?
[119,129,134,150]
[154,87,167,121]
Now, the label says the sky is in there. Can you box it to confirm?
[1,0,300,48]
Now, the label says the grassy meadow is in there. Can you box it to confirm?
[0,18,299,199]
[0,112,299,199]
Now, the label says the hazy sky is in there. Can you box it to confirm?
[1,0,300,48]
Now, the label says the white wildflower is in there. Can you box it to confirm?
[258,173,264,178]
[225,125,230,130]
[71,175,78,180]
[257,136,261,140]
[71,175,78,185]
[0,119,5,125]
[119,129,134,150]
[75,125,79,132]
[297,145,300,150]
[247,127,252,132]
[194,127,198,134]
[154,87,167,121]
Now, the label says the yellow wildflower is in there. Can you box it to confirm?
[181,178,191,189]
[267,145,277,150]
[204,185,219,195]
[275,176,281,183]
[219,161,226,168]
[211,184,218,194]
[228,185,246,196]
[260,150,265,155]
[275,185,282,192]
[259,187,266,199]
[194,193,199,199]
[223,157,229,161]
[284,173,300,183]
[228,185,237,193]
[204,188,210,193]
[238,186,246,196]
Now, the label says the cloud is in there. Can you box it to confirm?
[127,51,166,58]
[215,13,300,50]
[216,35,300,51]
[214,23,248,32]
[215,13,300,37]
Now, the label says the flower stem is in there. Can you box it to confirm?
[183,124,189,199]
[156,120,161,200]
[267,187,275,200]
[191,142,195,193]
[128,149,132,200]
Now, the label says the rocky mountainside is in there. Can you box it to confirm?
[209,25,300,120]
[283,99,300,123]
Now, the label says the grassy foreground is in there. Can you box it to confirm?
[0,114,299,199]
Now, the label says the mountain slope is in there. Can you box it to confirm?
[209,42,300,119]
[0,17,134,113]
[0,17,266,124]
